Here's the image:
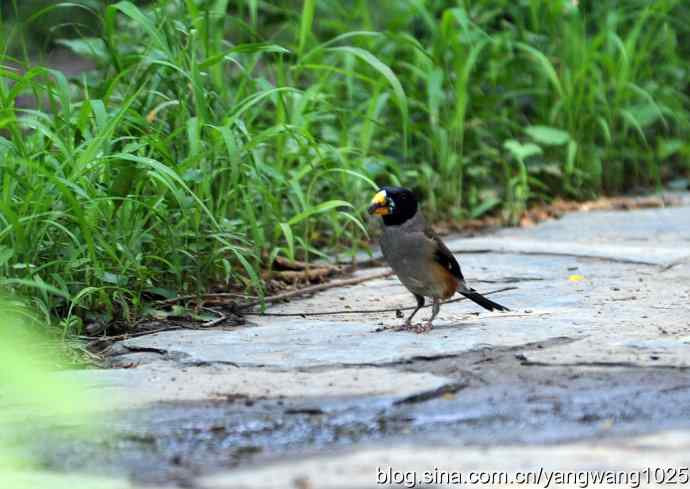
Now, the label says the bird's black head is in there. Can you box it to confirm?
[367,186,418,226]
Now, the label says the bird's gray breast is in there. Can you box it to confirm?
[379,216,445,298]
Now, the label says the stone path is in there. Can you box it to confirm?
[11,195,690,488]
[116,197,690,374]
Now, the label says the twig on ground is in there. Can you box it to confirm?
[156,292,259,306]
[242,286,518,317]
[202,312,229,328]
[87,326,186,344]
[237,271,394,311]
[154,271,392,308]
[197,306,231,328]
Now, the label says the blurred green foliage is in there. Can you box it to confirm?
[0,0,688,330]
[0,295,100,487]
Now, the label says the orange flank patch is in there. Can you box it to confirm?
[431,263,460,299]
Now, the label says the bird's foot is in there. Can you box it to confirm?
[385,320,434,333]
[415,321,433,334]
[390,321,420,332]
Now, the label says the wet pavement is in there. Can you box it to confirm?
[7,194,690,488]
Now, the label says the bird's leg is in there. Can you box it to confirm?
[416,298,440,334]
[393,294,424,331]
[405,294,425,325]
[429,298,440,322]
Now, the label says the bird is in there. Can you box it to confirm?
[367,186,509,333]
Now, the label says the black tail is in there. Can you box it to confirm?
[460,289,510,312]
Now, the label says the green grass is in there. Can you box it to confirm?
[1,0,688,332]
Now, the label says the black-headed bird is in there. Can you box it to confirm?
[368,186,509,333]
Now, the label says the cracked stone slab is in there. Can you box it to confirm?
[52,364,457,411]
[120,311,573,369]
[200,429,690,489]
[118,245,688,369]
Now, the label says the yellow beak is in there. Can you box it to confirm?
[367,190,390,216]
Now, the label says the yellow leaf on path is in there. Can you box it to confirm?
[568,274,585,282]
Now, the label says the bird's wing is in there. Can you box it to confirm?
[423,225,465,281]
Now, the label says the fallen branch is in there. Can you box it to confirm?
[86,326,186,345]
[238,271,394,311]
[201,307,230,328]
[155,272,392,308]
[242,286,517,317]
[156,292,258,306]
